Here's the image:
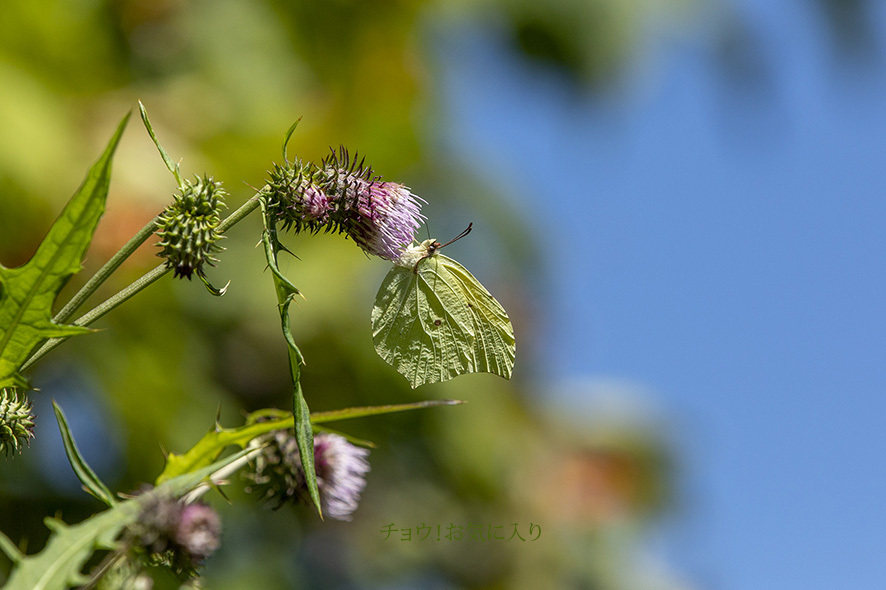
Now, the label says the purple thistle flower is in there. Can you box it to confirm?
[319,148,424,260]
[127,496,222,574]
[340,176,424,260]
[174,503,222,561]
[302,183,332,222]
[313,433,371,521]
[266,147,425,259]
[245,429,371,521]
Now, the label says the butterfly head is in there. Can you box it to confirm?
[425,239,443,258]
[392,224,472,272]
[393,239,437,271]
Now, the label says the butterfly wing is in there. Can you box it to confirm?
[372,256,474,388]
[435,254,516,380]
[372,250,516,388]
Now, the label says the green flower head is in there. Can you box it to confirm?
[156,175,226,279]
[0,389,35,457]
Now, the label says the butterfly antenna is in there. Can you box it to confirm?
[439,223,473,249]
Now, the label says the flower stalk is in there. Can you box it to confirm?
[21,195,263,372]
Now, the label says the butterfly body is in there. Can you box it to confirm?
[372,239,516,388]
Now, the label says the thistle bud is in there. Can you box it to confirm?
[0,388,35,457]
[155,175,226,279]
[245,431,371,521]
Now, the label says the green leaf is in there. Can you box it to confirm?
[3,451,247,590]
[0,529,22,564]
[138,101,182,187]
[372,239,516,388]
[196,268,230,297]
[155,400,464,484]
[310,399,465,423]
[0,114,130,389]
[52,401,116,507]
[259,197,322,516]
[281,117,302,162]
[5,508,137,590]
[311,425,377,449]
[155,417,290,484]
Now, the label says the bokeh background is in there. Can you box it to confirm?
[1,0,885,588]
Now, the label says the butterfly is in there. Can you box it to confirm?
[371,224,516,388]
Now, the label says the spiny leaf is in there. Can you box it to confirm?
[0,114,130,388]
[259,197,321,517]
[3,451,247,590]
[155,416,291,485]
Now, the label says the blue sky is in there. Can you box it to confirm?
[437,3,886,588]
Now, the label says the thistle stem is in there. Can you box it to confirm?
[53,215,160,325]
[22,193,264,372]
[217,188,264,233]
[182,447,264,504]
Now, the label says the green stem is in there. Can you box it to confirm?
[22,193,264,372]
[23,263,169,371]
[53,215,160,325]
[217,188,264,233]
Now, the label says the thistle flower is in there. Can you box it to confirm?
[0,388,35,456]
[265,148,424,261]
[323,148,424,261]
[155,175,226,279]
[245,431,371,521]
[313,432,372,520]
[174,504,222,561]
[126,496,221,573]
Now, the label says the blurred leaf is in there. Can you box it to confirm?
[4,509,135,590]
[156,400,465,483]
[0,113,130,388]
[53,401,116,508]
[0,528,22,563]
[310,399,464,423]
[155,417,290,485]
[312,425,377,448]
[4,450,249,590]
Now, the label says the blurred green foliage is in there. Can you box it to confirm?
[7,0,845,586]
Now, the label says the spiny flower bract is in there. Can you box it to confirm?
[0,388,35,457]
[155,175,226,279]
[266,159,333,234]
